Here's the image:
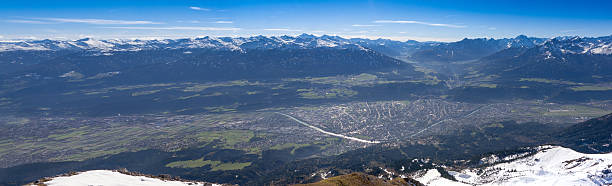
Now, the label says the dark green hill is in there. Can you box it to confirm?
[558,112,612,153]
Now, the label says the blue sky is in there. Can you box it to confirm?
[1,0,611,41]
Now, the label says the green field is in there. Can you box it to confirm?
[519,78,581,85]
[166,158,252,170]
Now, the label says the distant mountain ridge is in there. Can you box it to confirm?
[3,34,610,62]
[0,34,415,53]
[477,35,612,82]
[409,35,547,62]
[3,34,610,55]
[2,34,612,86]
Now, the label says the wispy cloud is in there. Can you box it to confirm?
[351,24,380,27]
[30,18,161,25]
[263,28,302,32]
[213,21,233,24]
[374,20,466,28]
[189,6,210,11]
[104,26,240,31]
[6,19,51,24]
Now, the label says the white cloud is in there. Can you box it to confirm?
[263,28,302,32]
[351,24,380,27]
[213,21,233,24]
[374,20,466,28]
[0,35,3,39]
[189,6,210,11]
[6,19,51,24]
[36,18,160,25]
[104,26,240,31]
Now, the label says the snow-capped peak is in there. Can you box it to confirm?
[74,38,115,50]
[539,35,612,55]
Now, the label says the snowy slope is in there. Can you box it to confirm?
[454,146,612,185]
[33,170,220,186]
[412,169,469,186]
[411,146,612,186]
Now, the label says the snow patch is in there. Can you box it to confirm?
[412,169,469,186]
[59,71,84,79]
[39,170,210,186]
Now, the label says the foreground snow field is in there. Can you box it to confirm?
[413,146,612,186]
[36,170,218,186]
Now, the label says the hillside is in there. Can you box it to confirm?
[558,112,612,153]
[294,172,423,186]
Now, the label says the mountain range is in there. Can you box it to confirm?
[2,34,611,83]
[409,35,546,62]
[476,35,612,82]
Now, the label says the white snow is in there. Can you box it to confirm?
[456,146,612,186]
[591,43,612,55]
[39,170,211,186]
[0,42,50,51]
[80,38,115,50]
[543,51,554,60]
[410,146,612,186]
[59,71,84,79]
[412,169,469,186]
[314,39,338,47]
